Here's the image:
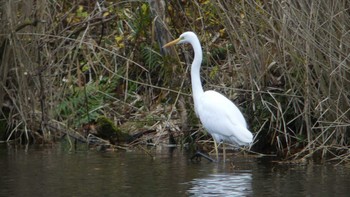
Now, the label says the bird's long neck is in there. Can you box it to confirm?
[190,38,204,105]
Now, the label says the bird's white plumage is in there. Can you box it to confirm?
[164,31,253,155]
[196,90,252,145]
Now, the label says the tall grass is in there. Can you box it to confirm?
[0,0,349,161]
[211,0,350,160]
[0,0,163,143]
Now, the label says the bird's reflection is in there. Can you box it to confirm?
[187,172,252,196]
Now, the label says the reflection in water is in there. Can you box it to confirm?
[188,172,252,196]
[1,145,350,197]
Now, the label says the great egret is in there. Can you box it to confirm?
[163,32,253,161]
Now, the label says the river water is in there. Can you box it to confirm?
[0,144,349,197]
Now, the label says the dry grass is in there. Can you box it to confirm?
[0,0,349,162]
[212,0,350,161]
[0,0,174,143]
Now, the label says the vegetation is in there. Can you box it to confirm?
[0,0,349,163]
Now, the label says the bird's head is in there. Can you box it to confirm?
[163,31,198,47]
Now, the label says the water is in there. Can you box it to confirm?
[0,144,349,197]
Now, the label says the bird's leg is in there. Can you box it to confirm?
[223,143,226,161]
[214,140,219,161]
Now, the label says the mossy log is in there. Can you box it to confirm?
[95,116,132,144]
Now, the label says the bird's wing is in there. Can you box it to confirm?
[196,90,252,145]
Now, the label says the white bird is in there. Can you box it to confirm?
[163,31,253,160]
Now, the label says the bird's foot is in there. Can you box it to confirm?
[190,151,216,162]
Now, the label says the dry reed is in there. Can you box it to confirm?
[0,0,349,162]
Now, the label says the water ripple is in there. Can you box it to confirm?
[187,172,252,196]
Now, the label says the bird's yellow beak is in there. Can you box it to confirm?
[163,37,181,48]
